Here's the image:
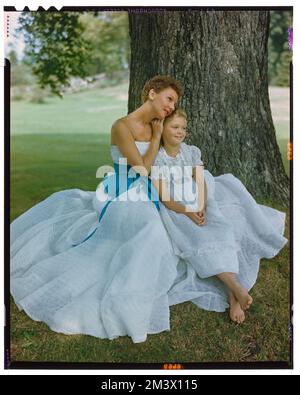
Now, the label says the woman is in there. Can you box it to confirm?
[10,75,184,344]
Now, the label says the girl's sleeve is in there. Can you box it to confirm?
[190,145,204,166]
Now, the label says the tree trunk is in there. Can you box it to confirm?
[128,10,290,206]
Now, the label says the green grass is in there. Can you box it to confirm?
[11,82,129,136]
[10,133,112,221]
[9,85,291,365]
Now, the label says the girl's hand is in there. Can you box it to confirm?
[185,210,206,226]
[197,209,207,226]
[151,119,164,140]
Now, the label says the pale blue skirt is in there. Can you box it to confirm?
[10,166,288,343]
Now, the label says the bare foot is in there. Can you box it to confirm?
[229,292,245,324]
[217,273,253,311]
[233,285,253,311]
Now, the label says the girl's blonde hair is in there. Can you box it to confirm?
[164,108,187,124]
[141,75,183,104]
[161,108,188,146]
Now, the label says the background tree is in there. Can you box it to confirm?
[79,12,129,77]
[18,12,92,96]
[7,46,18,66]
[18,11,129,93]
[128,10,289,205]
[268,10,293,86]
[9,46,35,86]
[17,9,290,205]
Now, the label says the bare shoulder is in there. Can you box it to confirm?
[111,117,129,132]
[111,117,132,144]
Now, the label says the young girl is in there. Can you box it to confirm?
[151,109,288,324]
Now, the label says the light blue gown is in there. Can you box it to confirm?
[10,141,288,343]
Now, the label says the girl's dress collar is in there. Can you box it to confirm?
[161,145,183,160]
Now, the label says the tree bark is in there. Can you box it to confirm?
[128,10,290,206]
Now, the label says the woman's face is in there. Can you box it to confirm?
[149,87,178,119]
[162,116,187,146]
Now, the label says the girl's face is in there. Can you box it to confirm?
[149,87,178,119]
[162,116,187,146]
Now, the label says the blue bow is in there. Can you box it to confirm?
[72,163,160,247]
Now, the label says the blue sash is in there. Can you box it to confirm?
[72,163,160,247]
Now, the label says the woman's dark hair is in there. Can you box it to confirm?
[141,75,183,104]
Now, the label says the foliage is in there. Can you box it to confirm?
[17,10,294,97]
[11,63,35,86]
[268,10,293,86]
[27,85,48,103]
[79,12,129,77]
[17,11,129,96]
[11,86,26,101]
[7,47,18,66]
[18,12,93,96]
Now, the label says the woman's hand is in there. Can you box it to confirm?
[150,119,164,140]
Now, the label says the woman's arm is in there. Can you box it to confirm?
[111,119,162,176]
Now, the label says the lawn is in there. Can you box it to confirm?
[8,84,291,365]
[11,82,129,136]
